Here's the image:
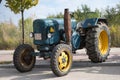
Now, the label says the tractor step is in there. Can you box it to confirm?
[31,52,42,56]
[30,51,51,59]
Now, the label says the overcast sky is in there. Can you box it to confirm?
[0,0,120,26]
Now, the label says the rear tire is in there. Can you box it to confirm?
[13,44,36,72]
[50,44,72,77]
[86,23,110,63]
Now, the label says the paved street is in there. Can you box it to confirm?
[0,48,120,80]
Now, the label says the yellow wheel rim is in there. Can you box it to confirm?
[98,30,109,55]
[58,51,71,72]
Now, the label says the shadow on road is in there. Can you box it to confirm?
[0,60,120,69]
[0,67,56,80]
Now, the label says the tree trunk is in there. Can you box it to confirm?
[21,10,24,44]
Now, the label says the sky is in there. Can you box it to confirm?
[0,0,120,26]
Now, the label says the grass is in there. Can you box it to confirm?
[0,61,12,64]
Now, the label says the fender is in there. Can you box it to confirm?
[81,18,108,28]
[71,31,81,50]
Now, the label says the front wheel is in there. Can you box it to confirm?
[50,44,73,77]
[86,23,111,63]
[13,44,36,72]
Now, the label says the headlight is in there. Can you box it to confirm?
[47,33,52,38]
[30,32,34,38]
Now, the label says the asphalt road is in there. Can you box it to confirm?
[0,48,120,80]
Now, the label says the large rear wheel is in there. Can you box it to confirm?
[50,44,72,77]
[86,23,110,63]
[13,44,36,72]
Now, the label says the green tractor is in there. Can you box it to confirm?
[13,9,111,77]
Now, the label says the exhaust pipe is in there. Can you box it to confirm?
[64,9,72,45]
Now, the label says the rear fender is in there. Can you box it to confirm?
[71,31,81,50]
[81,18,108,28]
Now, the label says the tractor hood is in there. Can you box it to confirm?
[33,18,77,45]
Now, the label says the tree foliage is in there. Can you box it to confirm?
[104,3,120,26]
[47,5,100,22]
[5,0,38,13]
[73,5,100,22]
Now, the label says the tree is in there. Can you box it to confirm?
[47,5,100,22]
[18,18,33,44]
[5,0,39,44]
[73,8,82,21]
[103,6,120,26]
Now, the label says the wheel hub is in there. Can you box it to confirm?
[58,52,69,71]
[62,57,66,63]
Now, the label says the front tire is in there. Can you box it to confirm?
[13,44,36,72]
[86,23,111,63]
[50,44,72,77]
